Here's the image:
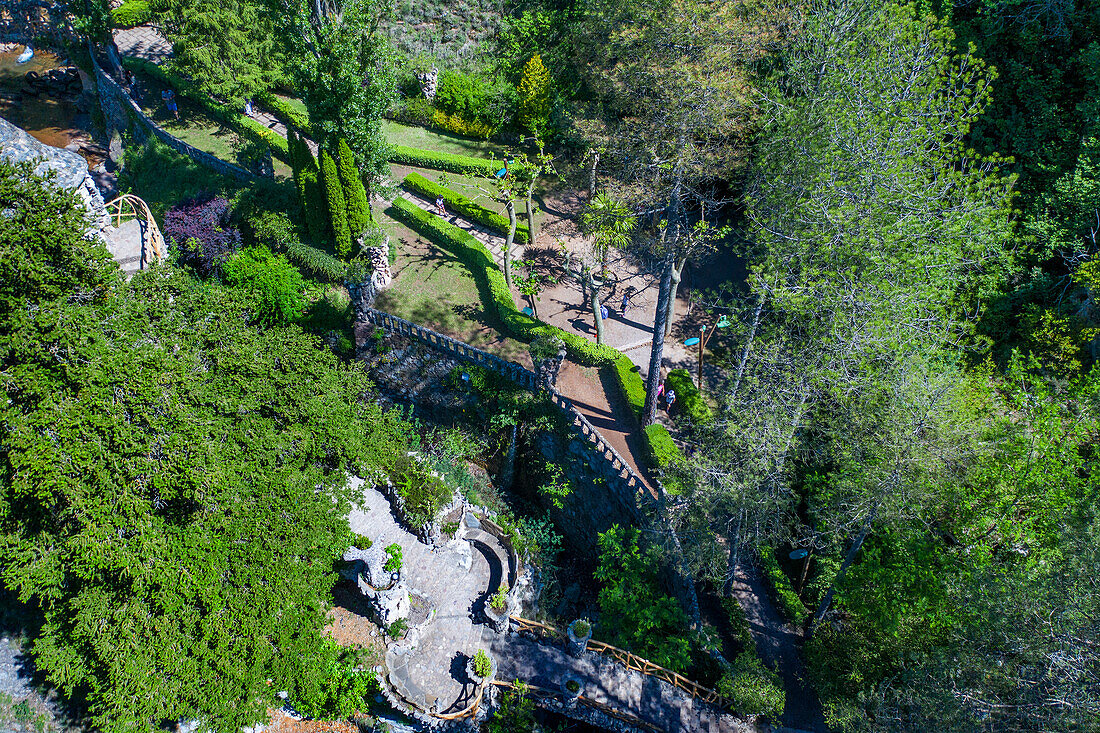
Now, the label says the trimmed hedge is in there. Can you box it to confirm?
[403,172,530,244]
[285,241,348,282]
[613,355,646,421]
[111,0,152,27]
[389,145,506,177]
[387,196,617,366]
[643,423,679,468]
[388,194,690,479]
[666,368,714,424]
[120,58,289,163]
[256,91,311,132]
[759,547,810,625]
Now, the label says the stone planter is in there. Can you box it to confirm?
[466,652,497,688]
[485,599,510,634]
[567,619,592,656]
[561,673,583,707]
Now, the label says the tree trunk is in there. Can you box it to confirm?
[588,149,599,199]
[722,509,745,596]
[643,252,675,426]
[504,200,516,290]
[730,292,766,403]
[809,502,879,636]
[588,271,605,344]
[525,177,537,247]
[664,256,687,337]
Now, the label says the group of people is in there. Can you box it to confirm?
[655,379,677,412]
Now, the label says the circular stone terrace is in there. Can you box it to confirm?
[347,477,514,715]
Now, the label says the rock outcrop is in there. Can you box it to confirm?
[0,116,109,238]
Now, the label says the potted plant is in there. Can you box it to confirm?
[561,673,583,707]
[567,618,593,656]
[467,649,496,686]
[485,583,510,633]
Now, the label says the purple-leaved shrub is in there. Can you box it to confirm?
[163,194,242,278]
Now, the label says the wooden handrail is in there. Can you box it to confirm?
[491,680,664,732]
[507,616,731,710]
[105,193,166,265]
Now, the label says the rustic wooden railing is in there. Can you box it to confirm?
[508,615,731,710]
[432,680,486,721]
[105,193,166,266]
[491,680,664,732]
[358,306,658,505]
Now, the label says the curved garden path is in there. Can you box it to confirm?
[349,478,743,731]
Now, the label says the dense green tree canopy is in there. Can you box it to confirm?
[0,164,409,732]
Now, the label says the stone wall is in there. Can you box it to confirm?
[0,0,77,45]
[90,54,261,182]
[0,115,109,238]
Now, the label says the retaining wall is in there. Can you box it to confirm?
[0,0,77,45]
[90,53,261,182]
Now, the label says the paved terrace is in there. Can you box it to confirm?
[349,479,744,732]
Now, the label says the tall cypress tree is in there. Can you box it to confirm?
[320,146,352,257]
[291,133,329,244]
[336,138,372,236]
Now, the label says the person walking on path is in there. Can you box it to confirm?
[656,380,666,404]
[244,98,254,116]
[665,389,677,412]
[435,195,446,217]
[161,88,179,120]
[620,287,633,317]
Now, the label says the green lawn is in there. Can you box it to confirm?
[374,210,529,363]
[389,163,552,234]
[133,72,288,179]
[383,120,510,159]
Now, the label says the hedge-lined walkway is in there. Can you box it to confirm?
[395,188,523,266]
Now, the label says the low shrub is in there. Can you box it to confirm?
[111,0,152,27]
[391,97,435,128]
[383,543,403,573]
[389,145,505,177]
[244,209,296,246]
[222,245,306,325]
[387,618,408,638]
[233,114,290,162]
[163,193,241,278]
[721,595,754,651]
[285,241,348,282]
[256,91,311,132]
[434,70,489,122]
[612,356,646,420]
[387,196,618,366]
[430,109,495,140]
[290,643,381,720]
[489,584,508,611]
[665,368,714,424]
[403,172,530,243]
[571,619,591,637]
[758,547,810,625]
[717,651,785,720]
[643,423,679,469]
[388,452,451,527]
[473,649,492,678]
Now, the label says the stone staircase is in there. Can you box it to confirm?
[102,218,148,279]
